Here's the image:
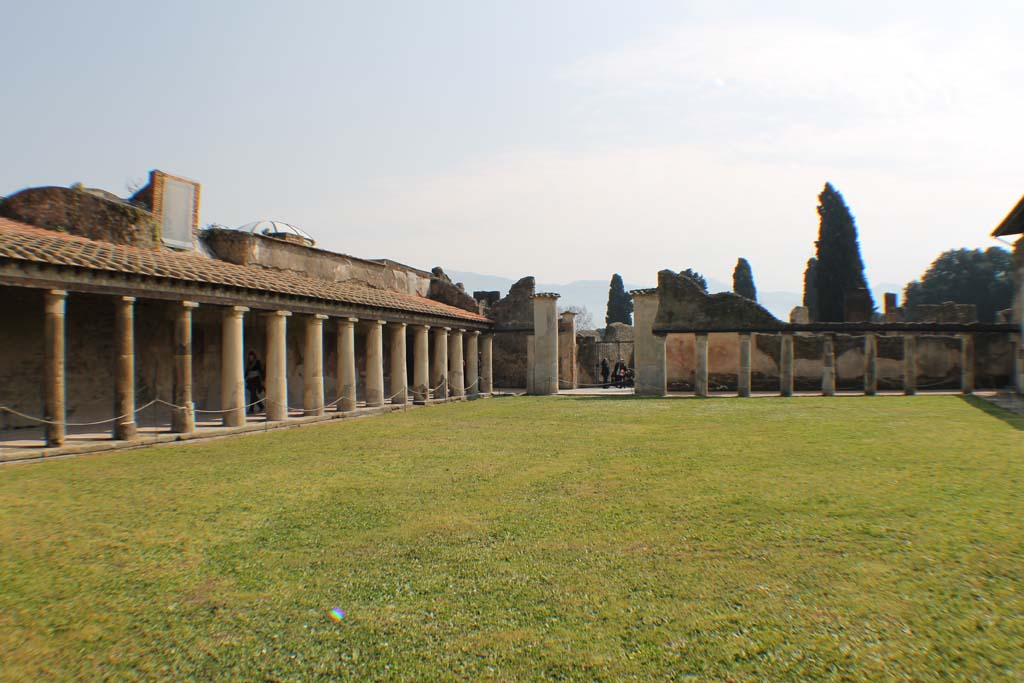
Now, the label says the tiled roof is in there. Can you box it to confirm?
[0,218,491,323]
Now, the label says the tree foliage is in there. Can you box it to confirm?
[680,268,708,292]
[903,247,1014,322]
[813,183,873,322]
[605,274,633,326]
[732,258,757,301]
[803,257,819,321]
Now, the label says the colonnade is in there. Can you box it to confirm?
[38,290,493,447]
[685,331,979,397]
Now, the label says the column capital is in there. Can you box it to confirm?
[439,326,451,332]
[264,310,291,317]
[119,295,136,304]
[469,330,480,337]
[227,306,249,316]
[181,300,200,309]
[47,289,68,298]
[370,319,386,326]
[313,314,328,321]
[390,321,407,329]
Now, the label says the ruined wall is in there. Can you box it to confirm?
[0,186,161,249]
[202,228,432,297]
[491,277,535,388]
[427,268,479,314]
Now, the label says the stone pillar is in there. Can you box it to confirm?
[264,310,290,422]
[411,324,430,403]
[526,335,536,394]
[1015,333,1024,395]
[43,290,67,447]
[221,306,248,427]
[822,334,836,397]
[432,327,449,400]
[301,314,326,416]
[481,334,494,395]
[529,294,560,395]
[336,318,358,412]
[960,333,975,394]
[779,333,794,397]
[864,333,878,396]
[365,320,385,407]
[558,311,577,390]
[466,331,480,397]
[903,334,917,395]
[632,290,666,397]
[389,322,408,405]
[113,296,137,440]
[694,333,709,397]
[449,329,466,399]
[172,301,198,433]
[737,333,751,397]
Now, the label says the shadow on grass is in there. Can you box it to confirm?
[957,394,1024,431]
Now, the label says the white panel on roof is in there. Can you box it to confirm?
[162,178,195,249]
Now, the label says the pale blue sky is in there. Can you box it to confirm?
[3,1,1021,294]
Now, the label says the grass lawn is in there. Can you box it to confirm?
[1,396,1022,682]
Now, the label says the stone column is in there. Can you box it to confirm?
[389,322,408,405]
[449,329,466,399]
[221,306,248,427]
[172,301,198,433]
[431,327,449,400]
[526,335,535,394]
[822,334,836,397]
[903,334,917,395]
[113,296,137,440]
[1015,333,1024,395]
[960,333,975,394]
[336,318,358,412]
[466,331,480,398]
[558,311,577,390]
[779,333,794,397]
[695,333,709,397]
[411,324,430,404]
[737,333,751,397]
[264,310,290,421]
[365,320,385,407]
[632,290,666,397]
[481,334,494,395]
[529,294,560,395]
[43,290,67,447]
[303,314,327,416]
[864,333,878,396]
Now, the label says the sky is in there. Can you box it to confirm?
[2,0,1022,295]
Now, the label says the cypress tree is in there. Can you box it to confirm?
[732,258,757,301]
[605,273,633,325]
[813,183,873,322]
[803,257,819,321]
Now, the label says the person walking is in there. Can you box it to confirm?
[600,358,610,388]
[245,351,265,414]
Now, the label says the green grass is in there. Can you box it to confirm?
[1,396,1022,682]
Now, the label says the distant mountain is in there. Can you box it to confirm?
[447,270,803,325]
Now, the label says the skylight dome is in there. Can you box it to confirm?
[238,220,315,247]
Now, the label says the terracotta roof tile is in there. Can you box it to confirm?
[0,218,491,323]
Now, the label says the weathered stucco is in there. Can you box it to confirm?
[202,228,431,297]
